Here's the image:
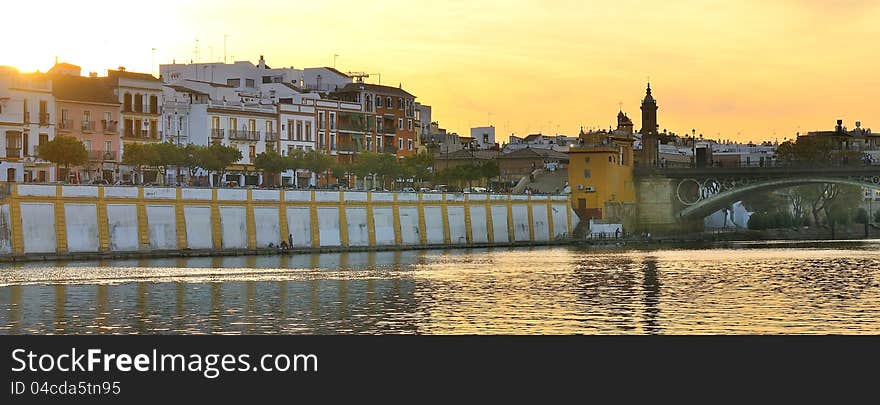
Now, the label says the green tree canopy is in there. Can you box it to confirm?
[253,150,287,187]
[38,135,88,171]
[198,144,242,185]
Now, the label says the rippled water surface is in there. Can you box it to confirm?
[2,240,880,334]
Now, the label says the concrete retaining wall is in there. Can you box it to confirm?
[0,185,577,260]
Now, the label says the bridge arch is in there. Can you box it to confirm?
[678,177,880,220]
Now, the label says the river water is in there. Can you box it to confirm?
[1,241,879,334]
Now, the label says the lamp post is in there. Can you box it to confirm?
[691,128,696,168]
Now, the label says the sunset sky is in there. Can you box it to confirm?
[3,0,878,142]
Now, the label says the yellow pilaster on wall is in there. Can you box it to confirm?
[97,187,110,251]
[278,189,289,244]
[136,187,149,250]
[245,189,256,249]
[54,185,68,253]
[417,193,427,245]
[463,194,473,244]
[392,193,402,245]
[485,197,494,244]
[210,188,222,250]
[527,195,535,241]
[546,198,555,240]
[441,194,451,244]
[9,184,24,254]
[506,195,515,243]
[339,191,349,247]
[174,188,187,250]
[309,190,320,248]
[366,192,376,246]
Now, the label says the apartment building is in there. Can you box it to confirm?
[0,66,56,182]
[49,63,121,182]
[332,82,418,158]
[279,97,317,186]
[107,67,163,182]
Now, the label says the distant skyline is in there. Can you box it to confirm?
[4,0,878,142]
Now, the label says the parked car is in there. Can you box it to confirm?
[402,187,415,192]
[418,187,431,193]
[89,179,110,185]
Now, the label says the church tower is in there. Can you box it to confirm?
[640,82,659,167]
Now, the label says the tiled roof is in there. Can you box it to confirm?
[51,75,119,104]
[336,82,415,99]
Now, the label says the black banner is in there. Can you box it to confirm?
[1,336,877,403]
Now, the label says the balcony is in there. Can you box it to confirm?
[88,150,117,161]
[265,131,278,142]
[123,129,160,141]
[102,120,118,133]
[5,148,21,159]
[59,119,74,131]
[337,140,360,153]
[211,128,225,139]
[229,129,260,141]
[81,121,95,132]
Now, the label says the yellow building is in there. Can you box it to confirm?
[568,127,636,221]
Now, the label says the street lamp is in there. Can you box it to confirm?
[691,128,696,168]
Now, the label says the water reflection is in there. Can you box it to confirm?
[1,242,880,334]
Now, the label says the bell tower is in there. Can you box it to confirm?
[640,82,659,167]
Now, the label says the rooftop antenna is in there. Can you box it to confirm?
[223,34,228,64]
[333,54,339,68]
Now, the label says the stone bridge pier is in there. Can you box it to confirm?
[634,176,703,234]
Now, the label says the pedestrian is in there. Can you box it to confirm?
[288,234,293,248]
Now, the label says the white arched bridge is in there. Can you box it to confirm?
[634,166,880,226]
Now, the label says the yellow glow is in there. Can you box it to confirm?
[3,0,879,142]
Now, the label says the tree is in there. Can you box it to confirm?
[479,160,500,184]
[121,142,159,184]
[376,153,402,190]
[283,149,306,187]
[330,162,350,188]
[253,150,287,187]
[304,150,333,188]
[180,144,204,186]
[37,136,88,182]
[151,142,183,185]
[198,144,242,186]
[352,152,381,189]
[822,185,862,238]
[401,152,434,185]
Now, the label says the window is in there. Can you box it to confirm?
[84,139,92,151]
[583,169,590,179]
[330,133,336,150]
[386,97,392,109]
[123,93,132,112]
[376,137,382,149]
[135,94,144,112]
[608,156,612,163]
[583,157,590,163]
[329,112,336,131]
[149,95,158,114]
[39,134,48,147]
[398,98,403,110]
[228,117,237,133]
[104,112,111,123]
[305,122,311,141]
[249,145,256,159]
[248,119,256,132]
[212,116,221,129]
[104,140,112,153]
[398,138,403,150]
[398,118,403,130]
[296,121,303,141]
[407,119,413,131]
[377,119,382,132]
[318,111,325,130]
[227,78,241,87]
[246,79,255,88]
[366,137,372,151]
[408,139,413,150]
[22,133,29,156]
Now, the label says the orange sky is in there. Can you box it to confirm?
[2,0,878,142]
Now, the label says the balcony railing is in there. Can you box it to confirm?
[265,131,278,142]
[88,150,117,161]
[5,148,21,158]
[123,129,160,141]
[229,129,260,141]
[337,141,359,153]
[102,120,118,133]
[59,119,74,130]
[211,128,225,139]
[81,121,95,132]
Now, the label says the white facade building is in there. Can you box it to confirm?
[470,125,495,150]
[0,67,56,182]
